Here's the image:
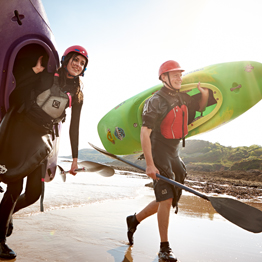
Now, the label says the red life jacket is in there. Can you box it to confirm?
[160,104,188,139]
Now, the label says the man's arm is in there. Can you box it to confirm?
[197,82,209,112]
[140,126,159,180]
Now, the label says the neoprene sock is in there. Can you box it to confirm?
[160,241,170,249]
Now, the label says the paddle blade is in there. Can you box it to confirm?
[209,197,262,233]
[57,165,66,182]
[79,161,115,177]
[97,166,115,177]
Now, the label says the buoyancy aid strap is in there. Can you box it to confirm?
[54,123,59,137]
[40,161,48,212]
[17,104,25,113]
[51,129,55,140]
[67,92,72,108]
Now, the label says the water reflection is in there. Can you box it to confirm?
[179,195,216,220]
[178,194,262,221]
[122,246,133,262]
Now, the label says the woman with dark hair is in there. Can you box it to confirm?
[0,45,88,259]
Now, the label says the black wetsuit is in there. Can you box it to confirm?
[0,68,82,241]
[142,86,199,210]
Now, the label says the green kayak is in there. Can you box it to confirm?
[98,61,262,155]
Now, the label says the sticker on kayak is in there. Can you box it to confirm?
[244,64,254,72]
[107,129,116,144]
[114,127,125,140]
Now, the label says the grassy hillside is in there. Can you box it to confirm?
[179,140,262,171]
[60,140,262,172]
[60,148,115,163]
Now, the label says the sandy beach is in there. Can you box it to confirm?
[1,168,262,262]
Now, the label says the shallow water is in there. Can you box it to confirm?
[1,159,262,218]
[1,160,262,261]
[0,160,150,217]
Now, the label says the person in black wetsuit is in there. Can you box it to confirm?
[0,45,88,259]
[126,60,209,262]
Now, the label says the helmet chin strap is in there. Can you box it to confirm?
[163,72,179,92]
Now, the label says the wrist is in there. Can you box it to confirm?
[32,67,41,74]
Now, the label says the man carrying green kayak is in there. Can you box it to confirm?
[126,60,209,261]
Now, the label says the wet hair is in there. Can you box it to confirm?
[58,52,86,103]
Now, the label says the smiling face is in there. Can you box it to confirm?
[66,54,87,78]
[161,70,183,90]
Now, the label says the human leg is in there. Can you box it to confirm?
[154,179,178,261]
[13,162,43,213]
[7,161,45,238]
[136,199,159,222]
[157,198,172,242]
[157,198,177,261]
[126,200,159,245]
[0,180,23,259]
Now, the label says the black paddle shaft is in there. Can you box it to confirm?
[88,143,208,200]
[110,153,209,200]
[88,142,262,233]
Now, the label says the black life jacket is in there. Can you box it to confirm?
[157,88,188,146]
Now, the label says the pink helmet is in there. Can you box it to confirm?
[62,45,88,61]
[159,60,184,80]
[61,45,88,76]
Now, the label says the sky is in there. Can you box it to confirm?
[41,0,262,156]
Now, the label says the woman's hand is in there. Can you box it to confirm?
[69,158,78,176]
[32,56,45,74]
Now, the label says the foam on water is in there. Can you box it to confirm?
[0,159,151,217]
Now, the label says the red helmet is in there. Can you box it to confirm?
[62,45,88,60]
[159,60,184,80]
[61,45,88,76]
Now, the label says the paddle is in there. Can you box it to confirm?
[88,142,262,234]
[57,160,115,182]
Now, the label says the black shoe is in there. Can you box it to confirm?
[126,214,139,245]
[0,241,16,259]
[158,247,177,262]
[6,218,13,237]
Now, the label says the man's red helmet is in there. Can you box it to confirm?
[159,60,184,80]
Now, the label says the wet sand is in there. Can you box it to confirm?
[2,193,262,262]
